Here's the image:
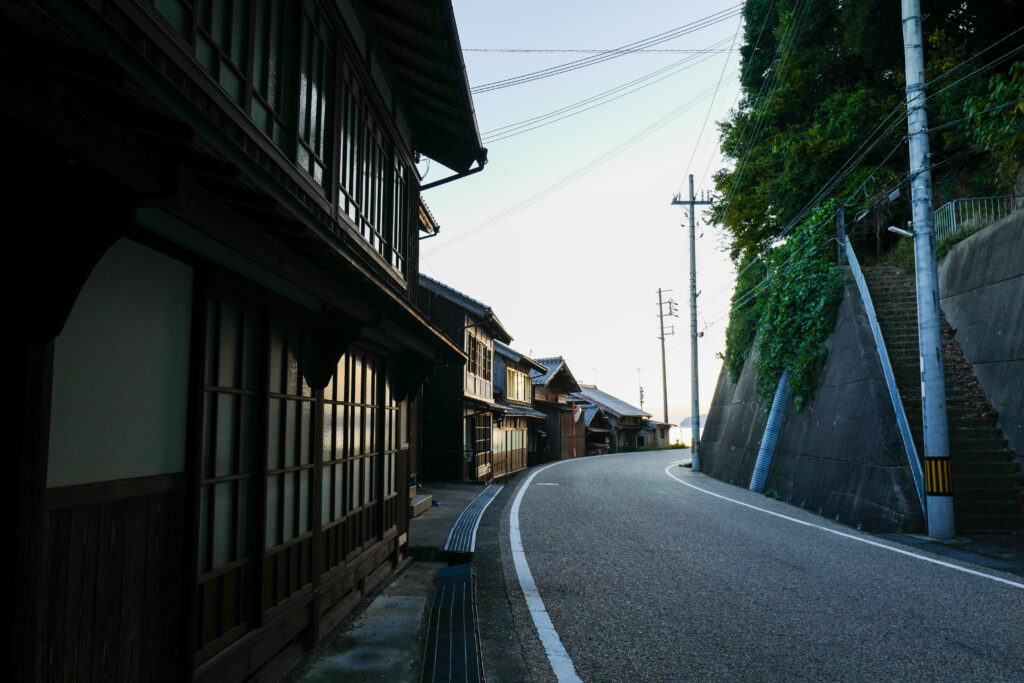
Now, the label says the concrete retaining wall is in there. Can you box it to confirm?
[701,272,924,532]
[938,211,1024,461]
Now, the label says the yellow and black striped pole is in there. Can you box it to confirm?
[925,457,953,496]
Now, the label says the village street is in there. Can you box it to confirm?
[480,451,1024,682]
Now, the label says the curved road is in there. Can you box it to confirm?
[502,450,1024,681]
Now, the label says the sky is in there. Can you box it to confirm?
[419,0,746,425]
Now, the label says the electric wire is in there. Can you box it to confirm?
[926,25,1024,88]
[691,22,1024,336]
[677,10,744,187]
[423,82,725,257]
[471,5,743,93]
[465,48,738,54]
[709,0,813,233]
[482,36,737,143]
[685,0,779,193]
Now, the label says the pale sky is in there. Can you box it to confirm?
[420,0,745,424]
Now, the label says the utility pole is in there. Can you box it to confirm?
[656,288,678,424]
[672,175,712,471]
[636,368,645,412]
[901,0,954,539]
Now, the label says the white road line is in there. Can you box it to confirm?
[510,461,582,683]
[664,462,1024,590]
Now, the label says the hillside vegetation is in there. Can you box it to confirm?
[714,0,1023,405]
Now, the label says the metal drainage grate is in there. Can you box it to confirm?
[421,564,481,683]
[877,533,1024,573]
[444,484,502,554]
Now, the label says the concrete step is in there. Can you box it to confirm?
[411,493,434,518]
[954,498,1024,516]
[951,474,1024,490]
[950,449,1019,462]
[950,436,1010,452]
[951,460,1021,475]
[954,514,1024,533]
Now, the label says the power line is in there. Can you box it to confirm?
[698,22,1024,338]
[685,0,778,193]
[710,0,813,232]
[471,5,743,93]
[677,10,744,186]
[482,36,736,143]
[423,82,724,256]
[465,48,739,54]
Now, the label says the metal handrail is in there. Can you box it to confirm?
[845,236,926,515]
[933,195,1023,243]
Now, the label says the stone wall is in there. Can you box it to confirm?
[701,272,924,532]
[938,210,1024,460]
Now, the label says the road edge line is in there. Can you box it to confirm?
[663,463,1024,590]
[509,461,582,683]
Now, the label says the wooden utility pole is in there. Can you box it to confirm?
[671,175,712,470]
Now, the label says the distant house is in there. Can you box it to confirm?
[531,357,585,461]
[493,341,548,478]
[575,384,653,452]
[580,403,615,455]
[418,275,512,481]
[645,421,674,450]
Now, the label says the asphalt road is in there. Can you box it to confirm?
[495,450,1024,682]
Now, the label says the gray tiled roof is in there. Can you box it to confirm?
[530,357,562,385]
[494,340,547,373]
[575,384,650,419]
[494,399,547,420]
[418,273,512,342]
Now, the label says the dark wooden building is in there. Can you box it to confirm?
[576,384,653,453]
[531,357,585,462]
[5,1,485,679]
[417,275,512,481]
[493,341,548,478]
[576,402,614,456]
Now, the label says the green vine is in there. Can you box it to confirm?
[962,60,1024,186]
[724,201,845,408]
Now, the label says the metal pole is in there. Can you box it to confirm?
[658,288,670,424]
[688,175,701,471]
[836,205,846,263]
[902,0,954,539]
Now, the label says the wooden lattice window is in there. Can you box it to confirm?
[195,299,263,657]
[337,63,411,276]
[296,0,332,189]
[263,322,316,610]
[473,413,492,455]
[250,0,292,148]
[319,349,384,574]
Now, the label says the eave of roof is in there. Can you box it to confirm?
[494,340,547,373]
[418,274,512,342]
[574,385,650,419]
[530,356,581,393]
[361,0,486,173]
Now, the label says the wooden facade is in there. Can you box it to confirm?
[417,276,512,482]
[493,341,548,478]
[531,358,585,462]
[5,1,483,680]
[573,385,653,454]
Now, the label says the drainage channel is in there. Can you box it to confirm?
[877,533,1024,576]
[422,564,482,682]
[444,484,502,555]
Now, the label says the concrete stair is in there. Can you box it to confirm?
[863,265,1024,534]
[411,487,433,518]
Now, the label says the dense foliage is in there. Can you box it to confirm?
[963,61,1024,183]
[715,0,1022,403]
